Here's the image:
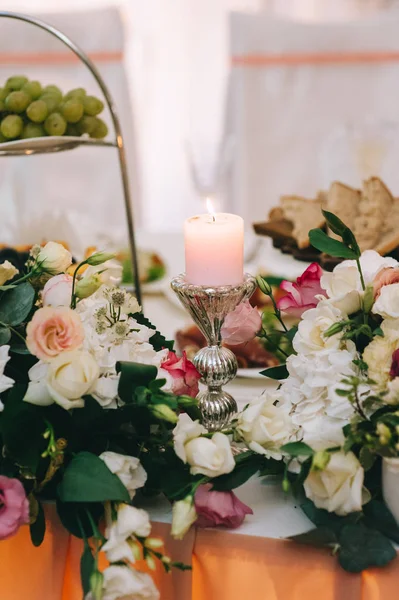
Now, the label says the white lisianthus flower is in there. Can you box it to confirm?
[92,375,120,408]
[100,451,147,499]
[0,346,14,410]
[102,504,151,563]
[236,392,293,459]
[37,241,72,274]
[171,496,197,540]
[321,250,397,314]
[83,258,123,287]
[373,283,399,319]
[304,451,365,516]
[0,260,18,285]
[363,319,399,388]
[173,414,207,462]
[293,300,347,354]
[85,565,159,600]
[42,274,73,307]
[24,350,99,410]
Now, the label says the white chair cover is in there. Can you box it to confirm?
[0,7,141,256]
[226,9,399,224]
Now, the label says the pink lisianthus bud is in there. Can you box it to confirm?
[373,267,399,298]
[194,484,253,529]
[277,263,325,318]
[42,274,73,307]
[0,476,29,540]
[221,300,262,345]
[390,349,399,379]
[160,351,200,398]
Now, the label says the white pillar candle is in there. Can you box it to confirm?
[184,212,244,286]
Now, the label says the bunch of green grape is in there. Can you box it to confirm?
[0,76,108,142]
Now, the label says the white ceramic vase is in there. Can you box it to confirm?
[382,457,399,524]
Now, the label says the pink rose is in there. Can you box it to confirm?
[277,263,325,318]
[160,351,200,398]
[26,306,84,361]
[220,300,262,345]
[390,349,399,379]
[373,267,399,298]
[42,274,73,307]
[194,484,253,529]
[0,476,29,540]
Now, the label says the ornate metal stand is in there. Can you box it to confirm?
[171,274,256,431]
[0,11,142,305]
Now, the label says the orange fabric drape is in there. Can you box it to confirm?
[231,51,399,68]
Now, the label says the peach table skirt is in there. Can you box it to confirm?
[0,507,398,600]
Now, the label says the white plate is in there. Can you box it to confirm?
[236,368,266,379]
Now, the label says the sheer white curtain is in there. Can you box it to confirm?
[0,0,261,231]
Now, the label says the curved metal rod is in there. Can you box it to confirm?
[0,10,142,304]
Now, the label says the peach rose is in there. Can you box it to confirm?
[373,267,399,298]
[26,306,84,361]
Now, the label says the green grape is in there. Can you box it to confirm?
[26,100,48,123]
[0,132,8,142]
[0,87,8,101]
[64,87,86,101]
[0,100,5,112]
[44,112,67,136]
[42,85,62,100]
[22,80,42,100]
[66,123,81,137]
[90,117,108,139]
[61,99,84,123]
[6,76,28,90]
[1,115,23,139]
[40,94,60,113]
[5,91,31,113]
[21,122,45,139]
[77,115,97,135]
[83,95,104,116]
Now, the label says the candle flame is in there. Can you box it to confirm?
[206,198,216,222]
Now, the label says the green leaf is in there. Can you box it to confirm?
[116,361,158,404]
[281,442,314,457]
[309,229,357,259]
[56,500,103,538]
[57,452,130,503]
[212,454,266,491]
[0,326,11,345]
[285,326,298,342]
[131,312,174,351]
[338,523,396,572]
[0,282,35,326]
[289,526,338,548]
[359,446,376,471]
[322,210,348,236]
[260,364,288,380]
[30,501,45,547]
[81,544,95,596]
[363,499,399,544]
[300,498,348,530]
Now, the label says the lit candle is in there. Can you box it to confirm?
[184,200,244,286]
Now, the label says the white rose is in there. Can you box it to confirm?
[304,451,364,516]
[171,496,197,540]
[0,260,18,286]
[373,283,399,319]
[24,351,100,410]
[184,433,235,477]
[321,251,397,314]
[363,319,399,388]
[385,378,399,405]
[173,414,207,462]
[42,274,73,307]
[0,345,14,410]
[85,565,159,600]
[100,451,147,499]
[37,241,72,274]
[102,504,151,563]
[293,300,346,354]
[236,393,293,459]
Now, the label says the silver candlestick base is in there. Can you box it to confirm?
[171,274,256,431]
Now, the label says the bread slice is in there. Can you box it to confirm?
[353,177,394,250]
[280,195,324,249]
[327,182,360,238]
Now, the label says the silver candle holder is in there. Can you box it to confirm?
[171,274,256,431]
